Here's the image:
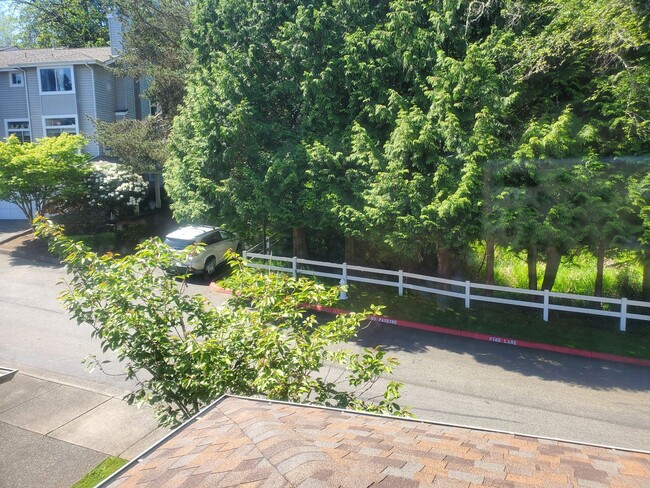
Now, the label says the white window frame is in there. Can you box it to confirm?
[9,72,24,87]
[4,119,32,142]
[42,115,78,137]
[38,66,75,95]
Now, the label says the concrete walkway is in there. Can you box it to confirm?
[0,366,168,488]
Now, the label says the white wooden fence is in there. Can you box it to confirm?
[242,252,650,332]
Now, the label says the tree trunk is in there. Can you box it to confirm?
[541,247,562,292]
[643,252,650,301]
[437,247,452,279]
[485,237,495,285]
[594,242,605,297]
[344,236,356,264]
[527,245,538,290]
[292,227,308,258]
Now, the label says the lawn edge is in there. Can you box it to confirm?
[209,283,650,367]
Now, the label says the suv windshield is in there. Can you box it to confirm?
[164,238,194,250]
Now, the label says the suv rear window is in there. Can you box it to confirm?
[164,238,194,250]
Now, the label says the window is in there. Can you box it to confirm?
[43,116,77,137]
[5,120,31,143]
[39,67,74,93]
[9,72,23,87]
[202,232,222,245]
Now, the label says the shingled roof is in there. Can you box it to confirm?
[101,396,650,487]
[0,47,113,69]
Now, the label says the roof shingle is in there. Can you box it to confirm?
[102,396,650,487]
[0,47,112,69]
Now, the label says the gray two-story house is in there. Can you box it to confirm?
[0,18,150,219]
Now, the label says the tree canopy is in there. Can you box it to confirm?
[165,0,650,288]
[0,134,90,222]
[10,0,109,48]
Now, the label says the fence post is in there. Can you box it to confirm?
[620,298,627,332]
[292,256,298,278]
[543,289,549,322]
[465,281,471,308]
[243,250,248,260]
[339,262,348,300]
[398,270,404,297]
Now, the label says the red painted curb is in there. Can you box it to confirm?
[209,284,650,367]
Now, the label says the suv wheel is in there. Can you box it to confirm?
[203,257,216,280]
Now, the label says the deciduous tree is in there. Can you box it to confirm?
[0,134,90,222]
[35,217,407,427]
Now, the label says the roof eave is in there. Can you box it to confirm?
[6,59,110,69]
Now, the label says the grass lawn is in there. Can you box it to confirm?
[342,283,650,360]
[71,457,128,488]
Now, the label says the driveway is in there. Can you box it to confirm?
[0,219,30,244]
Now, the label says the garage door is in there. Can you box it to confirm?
[0,200,27,220]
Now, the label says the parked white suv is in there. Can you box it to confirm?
[164,225,241,277]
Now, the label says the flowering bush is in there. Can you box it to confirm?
[87,162,149,218]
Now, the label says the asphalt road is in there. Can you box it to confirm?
[1,252,649,451]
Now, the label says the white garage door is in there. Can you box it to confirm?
[0,200,27,220]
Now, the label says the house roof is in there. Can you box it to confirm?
[0,47,113,69]
[100,396,650,487]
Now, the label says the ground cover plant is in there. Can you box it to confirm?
[71,457,127,488]
[35,217,407,427]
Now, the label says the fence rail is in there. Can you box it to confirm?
[243,252,650,332]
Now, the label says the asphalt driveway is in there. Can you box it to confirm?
[0,219,30,244]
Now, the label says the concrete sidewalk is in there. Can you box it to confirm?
[0,367,169,488]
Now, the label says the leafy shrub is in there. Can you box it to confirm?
[87,162,148,219]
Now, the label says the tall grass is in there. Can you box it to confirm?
[471,244,643,299]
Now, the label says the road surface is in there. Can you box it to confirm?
[1,252,648,451]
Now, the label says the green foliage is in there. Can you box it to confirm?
[69,232,117,254]
[34,217,407,427]
[0,134,90,222]
[0,5,21,46]
[71,457,128,488]
[111,0,193,117]
[488,245,643,298]
[13,0,109,48]
[93,115,170,173]
[165,0,649,285]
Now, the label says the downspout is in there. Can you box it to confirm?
[84,62,99,157]
[18,68,33,141]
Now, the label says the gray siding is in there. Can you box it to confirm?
[0,71,29,139]
[41,93,77,115]
[25,68,43,138]
[93,66,115,122]
[75,65,99,156]
[93,65,116,155]
[115,77,126,112]
[125,77,136,119]
[139,77,152,117]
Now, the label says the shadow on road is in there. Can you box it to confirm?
[182,262,233,287]
[351,321,650,393]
